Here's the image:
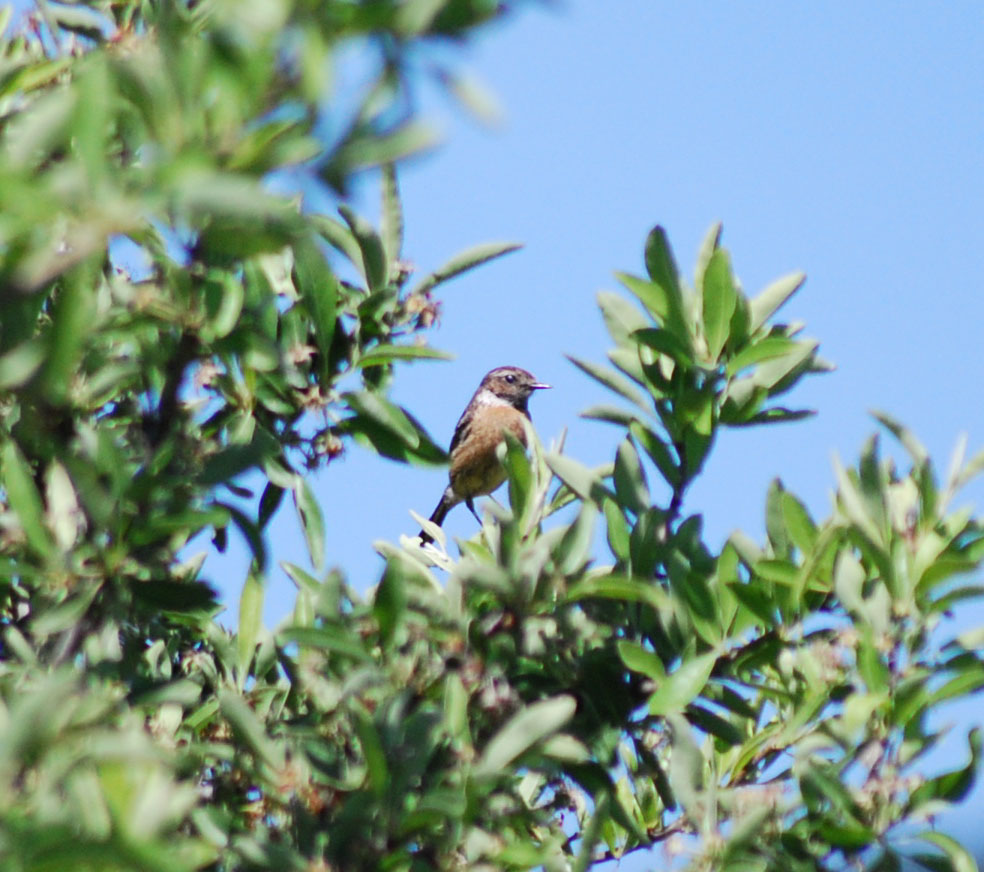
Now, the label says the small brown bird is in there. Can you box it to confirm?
[419,366,550,544]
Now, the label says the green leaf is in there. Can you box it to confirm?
[613,437,650,515]
[603,499,631,562]
[800,763,871,831]
[617,640,665,680]
[128,579,219,615]
[373,561,407,649]
[598,289,651,346]
[781,489,818,552]
[724,336,798,377]
[380,164,404,278]
[694,222,723,292]
[339,204,387,291]
[750,340,819,391]
[915,832,977,872]
[580,404,640,426]
[220,503,268,571]
[929,668,984,706]
[354,710,389,796]
[292,235,338,382]
[503,430,533,527]
[0,340,46,389]
[237,574,264,683]
[202,271,244,340]
[765,479,792,559]
[833,456,884,546]
[312,215,363,269]
[30,584,101,637]
[909,729,980,808]
[667,714,706,824]
[258,483,285,529]
[608,345,646,385]
[686,703,744,747]
[614,273,690,349]
[410,241,521,296]
[545,453,611,503]
[199,439,274,486]
[556,503,599,574]
[219,691,284,770]
[41,264,92,405]
[356,344,452,368]
[572,792,609,872]
[333,120,439,175]
[567,575,668,609]
[5,82,74,169]
[444,673,471,746]
[474,695,576,777]
[873,410,930,467]
[294,479,325,570]
[644,226,681,300]
[567,355,648,408]
[629,421,681,487]
[950,445,984,494]
[395,0,446,34]
[440,68,503,126]
[279,625,372,662]
[1,441,53,557]
[648,651,717,716]
[632,327,694,365]
[749,271,806,333]
[742,406,815,425]
[701,249,738,361]
[343,392,447,464]
[344,391,420,448]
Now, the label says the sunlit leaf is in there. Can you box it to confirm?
[474,696,576,777]
[648,651,717,716]
[410,241,521,296]
[294,478,325,570]
[701,249,738,361]
[237,574,264,683]
[749,271,806,333]
[1,441,53,557]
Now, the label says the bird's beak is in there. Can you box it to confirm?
[532,382,551,390]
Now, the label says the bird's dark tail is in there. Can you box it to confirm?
[419,492,454,544]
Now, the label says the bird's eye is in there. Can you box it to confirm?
[505,374,516,384]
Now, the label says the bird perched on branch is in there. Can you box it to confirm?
[418,365,550,544]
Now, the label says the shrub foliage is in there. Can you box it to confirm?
[1,3,983,871]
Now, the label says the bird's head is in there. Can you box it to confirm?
[479,366,550,409]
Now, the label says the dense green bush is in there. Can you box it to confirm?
[1,3,982,870]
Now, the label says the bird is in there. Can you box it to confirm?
[418,365,550,544]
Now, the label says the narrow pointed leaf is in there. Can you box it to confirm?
[702,249,738,360]
[339,204,387,291]
[411,241,521,296]
[2,441,54,557]
[725,336,798,376]
[237,574,264,682]
[294,479,325,570]
[567,355,648,408]
[648,651,718,716]
[749,271,806,333]
[474,695,576,777]
[380,164,404,279]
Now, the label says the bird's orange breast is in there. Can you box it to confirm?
[448,405,529,499]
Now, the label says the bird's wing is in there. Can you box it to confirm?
[448,406,473,455]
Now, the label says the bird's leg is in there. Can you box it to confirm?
[465,498,482,523]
